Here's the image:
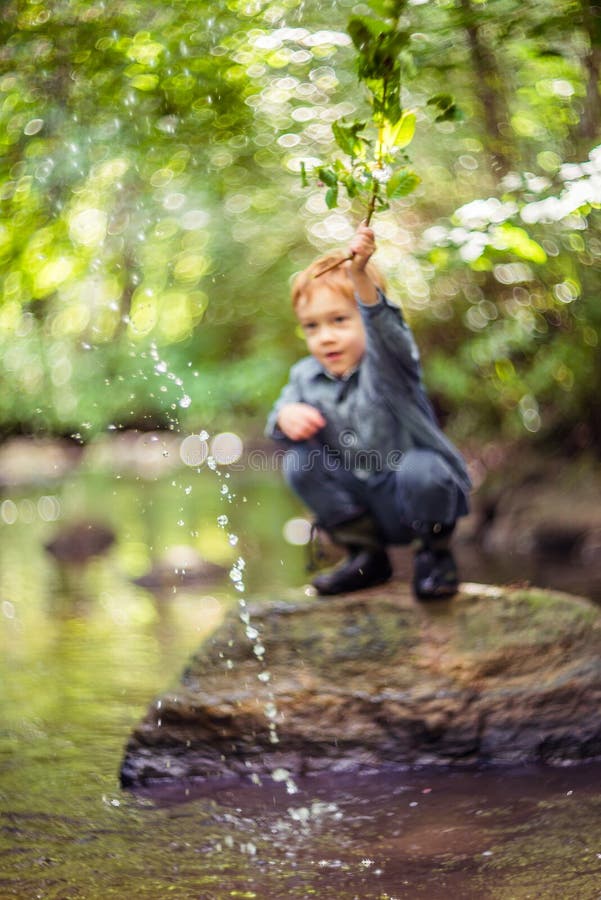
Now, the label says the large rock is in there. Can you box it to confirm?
[120,583,601,787]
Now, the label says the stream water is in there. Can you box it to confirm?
[1,450,601,899]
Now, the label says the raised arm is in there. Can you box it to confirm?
[345,225,423,382]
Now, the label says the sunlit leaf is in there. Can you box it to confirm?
[381,111,416,152]
[331,119,367,158]
[386,168,421,198]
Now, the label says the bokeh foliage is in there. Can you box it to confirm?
[1,0,600,452]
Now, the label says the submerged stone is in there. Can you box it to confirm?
[120,583,601,787]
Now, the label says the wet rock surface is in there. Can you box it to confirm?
[120,582,601,787]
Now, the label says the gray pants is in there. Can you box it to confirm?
[282,441,469,544]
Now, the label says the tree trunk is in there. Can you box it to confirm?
[458,0,512,178]
[578,0,601,141]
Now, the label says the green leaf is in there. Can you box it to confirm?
[427,93,462,122]
[350,17,408,82]
[382,29,411,61]
[366,74,402,125]
[317,167,337,188]
[382,110,416,150]
[427,93,454,111]
[394,111,416,148]
[383,77,402,124]
[325,185,339,209]
[348,16,391,52]
[437,104,463,123]
[331,119,367,158]
[342,175,360,198]
[386,168,421,198]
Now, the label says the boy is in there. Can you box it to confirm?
[266,225,471,600]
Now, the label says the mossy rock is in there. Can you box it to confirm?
[121,582,601,787]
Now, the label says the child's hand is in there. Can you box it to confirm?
[346,223,378,304]
[348,223,376,272]
[277,403,326,441]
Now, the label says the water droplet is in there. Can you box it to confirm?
[217,514,229,527]
[228,534,239,546]
[198,429,209,440]
[179,395,192,408]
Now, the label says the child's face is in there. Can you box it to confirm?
[296,287,366,377]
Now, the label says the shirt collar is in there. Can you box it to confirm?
[312,361,360,383]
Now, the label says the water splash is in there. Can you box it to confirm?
[135,345,295,790]
[213,459,297,794]
[149,342,191,432]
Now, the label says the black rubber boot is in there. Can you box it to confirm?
[311,514,392,596]
[412,523,459,601]
[313,547,393,595]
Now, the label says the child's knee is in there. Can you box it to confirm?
[396,450,458,518]
[281,444,319,491]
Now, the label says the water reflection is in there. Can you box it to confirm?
[134,765,601,898]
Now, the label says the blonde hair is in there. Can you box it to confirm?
[291,251,387,310]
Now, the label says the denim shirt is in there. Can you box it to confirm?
[266,291,471,491]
